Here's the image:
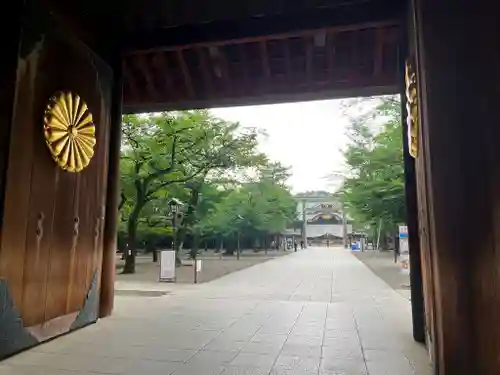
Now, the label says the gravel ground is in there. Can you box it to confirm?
[351,249,411,299]
[116,249,290,284]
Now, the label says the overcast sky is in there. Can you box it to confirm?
[211,99,349,194]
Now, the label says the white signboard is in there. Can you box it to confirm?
[195,259,202,272]
[159,250,176,282]
[399,225,409,238]
[398,224,410,275]
[400,251,410,275]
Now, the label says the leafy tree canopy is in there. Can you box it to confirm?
[339,96,405,234]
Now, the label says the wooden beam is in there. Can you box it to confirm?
[152,52,174,95]
[136,53,157,100]
[374,27,385,77]
[215,47,232,95]
[283,40,293,82]
[304,36,313,83]
[123,76,398,114]
[176,50,195,99]
[122,0,404,54]
[122,59,140,100]
[326,32,335,81]
[125,22,402,55]
[260,41,271,78]
[197,47,213,97]
[238,44,250,93]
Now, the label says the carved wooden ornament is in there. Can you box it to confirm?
[405,58,419,158]
[43,91,96,172]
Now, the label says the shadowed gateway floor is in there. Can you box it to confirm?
[1,247,432,375]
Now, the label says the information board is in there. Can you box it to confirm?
[159,250,176,282]
[398,224,410,274]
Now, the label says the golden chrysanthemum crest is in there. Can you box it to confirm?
[405,59,419,159]
[43,91,96,172]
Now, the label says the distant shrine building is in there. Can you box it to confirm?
[286,196,352,246]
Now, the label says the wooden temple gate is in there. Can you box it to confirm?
[0,1,499,374]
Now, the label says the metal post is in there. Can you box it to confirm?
[237,232,240,260]
[194,255,198,284]
[342,205,348,248]
[302,200,307,248]
[172,215,176,251]
[376,218,382,251]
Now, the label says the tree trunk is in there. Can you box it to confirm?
[175,185,202,264]
[190,234,200,259]
[393,232,400,263]
[122,206,141,274]
[122,225,137,273]
[152,248,158,262]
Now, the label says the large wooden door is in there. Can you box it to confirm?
[0,14,112,358]
[406,0,438,368]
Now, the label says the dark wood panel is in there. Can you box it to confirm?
[403,0,425,347]
[0,9,113,354]
[414,0,500,373]
[100,58,123,318]
[0,30,40,311]
[0,3,23,253]
[44,171,77,321]
[20,123,59,327]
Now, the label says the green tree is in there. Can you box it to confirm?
[201,163,296,254]
[120,112,207,273]
[120,110,265,272]
[340,96,405,239]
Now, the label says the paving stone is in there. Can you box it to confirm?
[2,248,431,375]
[271,355,320,375]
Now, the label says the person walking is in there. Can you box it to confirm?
[294,241,298,252]
[300,240,304,249]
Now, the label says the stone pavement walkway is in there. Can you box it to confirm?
[0,247,432,375]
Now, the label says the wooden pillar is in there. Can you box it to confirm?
[398,20,426,344]
[99,59,122,318]
[0,1,23,234]
[413,0,500,373]
[302,200,307,248]
[401,92,425,344]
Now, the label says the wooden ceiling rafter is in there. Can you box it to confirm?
[283,39,293,83]
[197,47,214,97]
[237,43,250,93]
[121,0,404,54]
[326,33,335,82]
[135,53,157,100]
[176,49,195,99]
[124,20,400,55]
[122,59,140,101]
[205,45,231,96]
[304,36,314,84]
[122,22,402,112]
[217,47,233,95]
[374,27,385,77]
[152,52,174,96]
[260,41,271,78]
